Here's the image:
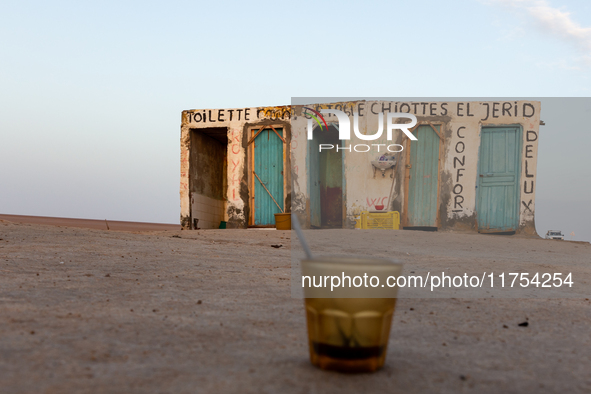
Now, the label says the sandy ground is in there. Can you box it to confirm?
[0,218,590,394]
[0,214,180,232]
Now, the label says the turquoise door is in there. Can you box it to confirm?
[308,132,321,227]
[254,128,284,226]
[477,127,521,232]
[407,125,440,227]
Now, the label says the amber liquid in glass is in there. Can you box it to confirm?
[305,298,397,373]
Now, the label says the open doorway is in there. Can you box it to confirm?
[308,125,343,228]
[189,127,228,229]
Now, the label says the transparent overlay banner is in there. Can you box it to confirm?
[289,97,590,299]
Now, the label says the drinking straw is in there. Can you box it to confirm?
[291,214,313,260]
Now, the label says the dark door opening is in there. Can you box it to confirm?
[189,127,228,229]
[309,125,343,228]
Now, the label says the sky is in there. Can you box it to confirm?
[0,0,590,241]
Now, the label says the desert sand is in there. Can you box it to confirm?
[0,214,180,232]
[0,218,589,393]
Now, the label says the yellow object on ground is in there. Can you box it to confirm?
[274,213,291,230]
[360,211,400,230]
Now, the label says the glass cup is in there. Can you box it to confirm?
[301,257,403,373]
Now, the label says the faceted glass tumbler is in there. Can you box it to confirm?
[301,257,403,373]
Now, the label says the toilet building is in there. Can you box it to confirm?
[181,100,541,235]
[180,106,292,229]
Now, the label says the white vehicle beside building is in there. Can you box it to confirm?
[545,230,564,240]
